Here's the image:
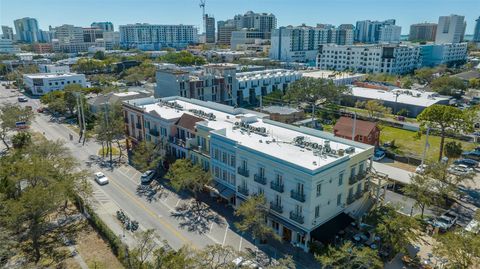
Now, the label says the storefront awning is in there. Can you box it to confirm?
[208,180,235,200]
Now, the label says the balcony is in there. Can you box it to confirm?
[237,185,249,196]
[270,181,284,193]
[290,190,306,203]
[238,167,250,177]
[149,129,159,137]
[135,122,141,129]
[270,202,283,214]
[355,191,364,199]
[254,174,267,185]
[347,195,355,205]
[348,175,357,185]
[289,211,304,224]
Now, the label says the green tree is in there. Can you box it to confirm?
[94,102,126,163]
[417,105,473,161]
[414,67,437,84]
[63,84,83,115]
[284,77,349,105]
[166,159,211,201]
[363,100,392,119]
[396,108,409,117]
[93,50,106,60]
[0,103,34,150]
[158,51,206,66]
[0,226,17,267]
[193,244,238,269]
[234,194,280,244]
[131,141,163,172]
[404,172,436,218]
[0,139,88,263]
[430,76,466,96]
[368,205,420,259]
[11,132,31,149]
[152,245,194,269]
[433,229,480,269]
[315,241,383,269]
[428,162,472,206]
[443,141,462,159]
[130,229,160,269]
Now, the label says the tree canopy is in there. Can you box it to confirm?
[0,103,34,150]
[234,194,280,243]
[157,51,206,66]
[284,77,349,105]
[131,141,163,172]
[433,229,480,269]
[315,241,383,269]
[417,105,474,161]
[166,159,210,199]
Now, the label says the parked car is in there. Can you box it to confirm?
[454,158,479,169]
[465,219,480,234]
[433,211,458,232]
[94,172,109,185]
[415,164,428,174]
[140,170,155,184]
[447,164,474,176]
[373,149,386,161]
[462,150,480,161]
[17,96,28,102]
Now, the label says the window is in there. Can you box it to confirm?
[230,155,235,167]
[257,186,264,195]
[337,194,342,206]
[297,182,304,194]
[316,183,321,197]
[222,170,227,181]
[339,172,344,186]
[350,166,356,178]
[259,167,265,177]
[315,205,320,218]
[222,152,227,164]
[275,173,283,185]
[242,159,247,169]
[214,166,220,177]
[359,163,364,173]
[214,149,219,160]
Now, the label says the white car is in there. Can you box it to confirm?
[140,170,155,184]
[447,164,474,176]
[94,172,109,185]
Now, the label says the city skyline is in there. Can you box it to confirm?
[1,0,478,34]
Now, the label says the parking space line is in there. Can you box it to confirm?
[209,223,214,234]
[222,225,229,246]
[238,236,243,251]
[175,199,181,207]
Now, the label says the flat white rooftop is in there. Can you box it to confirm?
[301,70,365,80]
[131,98,370,171]
[351,87,451,107]
[23,72,84,79]
[236,69,300,81]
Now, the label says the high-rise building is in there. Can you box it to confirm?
[354,19,398,43]
[473,16,480,42]
[378,25,401,43]
[204,15,215,43]
[269,25,354,63]
[91,22,114,32]
[14,17,40,43]
[409,23,437,42]
[119,24,198,50]
[435,14,466,44]
[53,24,84,43]
[233,11,277,34]
[217,20,236,45]
[1,26,14,40]
[83,27,104,43]
[420,43,468,67]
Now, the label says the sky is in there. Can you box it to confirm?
[1,0,479,34]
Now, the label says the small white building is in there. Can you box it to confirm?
[23,73,86,95]
[38,64,70,73]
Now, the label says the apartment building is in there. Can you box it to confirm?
[122,96,374,251]
[1,26,14,40]
[420,42,468,67]
[409,23,437,42]
[119,23,198,50]
[14,17,40,43]
[204,15,216,44]
[269,25,354,64]
[435,14,466,44]
[316,44,420,75]
[354,19,399,43]
[217,21,237,45]
[154,64,301,106]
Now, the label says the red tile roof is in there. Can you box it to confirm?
[334,117,378,137]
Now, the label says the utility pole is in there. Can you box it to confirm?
[76,94,83,143]
[420,127,430,167]
[79,95,87,145]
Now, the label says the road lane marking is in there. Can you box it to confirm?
[108,178,195,248]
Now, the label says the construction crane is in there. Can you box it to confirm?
[199,0,206,19]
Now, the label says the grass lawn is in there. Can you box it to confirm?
[380,126,477,161]
[64,223,124,269]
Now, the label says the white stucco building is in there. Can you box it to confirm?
[122,96,374,251]
[23,73,86,95]
[316,44,420,75]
